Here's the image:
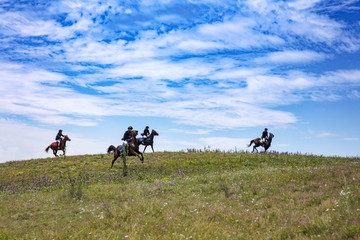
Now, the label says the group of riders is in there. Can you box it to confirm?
[121,126,150,145]
[55,127,271,150]
[55,126,152,150]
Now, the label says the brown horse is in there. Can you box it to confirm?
[248,133,274,153]
[45,135,71,157]
[137,129,159,153]
[108,130,144,168]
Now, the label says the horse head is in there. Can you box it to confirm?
[63,135,71,141]
[131,130,138,137]
[152,130,159,136]
[266,133,274,146]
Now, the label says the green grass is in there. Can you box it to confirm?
[1,151,360,239]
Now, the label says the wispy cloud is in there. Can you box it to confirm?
[0,0,360,130]
[316,132,338,138]
[255,50,329,64]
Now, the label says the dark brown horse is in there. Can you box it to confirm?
[108,130,144,168]
[137,129,159,153]
[248,133,274,153]
[45,135,71,157]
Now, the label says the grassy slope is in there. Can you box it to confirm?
[0,152,359,239]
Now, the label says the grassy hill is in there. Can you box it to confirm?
[0,151,359,239]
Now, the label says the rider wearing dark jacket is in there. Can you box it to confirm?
[140,126,150,144]
[55,130,64,147]
[122,126,133,143]
[261,128,268,142]
[141,126,150,137]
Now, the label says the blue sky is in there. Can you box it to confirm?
[1,0,360,162]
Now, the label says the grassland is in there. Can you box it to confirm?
[0,151,359,239]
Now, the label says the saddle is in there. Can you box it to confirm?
[54,142,61,150]
[141,136,149,143]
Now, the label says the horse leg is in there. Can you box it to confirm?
[264,146,269,153]
[111,156,119,168]
[137,151,144,163]
[140,152,144,163]
[151,144,154,153]
[252,146,258,153]
[143,145,148,153]
[111,152,119,168]
[136,152,144,163]
[53,148,58,157]
[132,148,144,163]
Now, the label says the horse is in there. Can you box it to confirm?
[107,130,144,168]
[248,133,274,153]
[137,129,159,153]
[45,135,71,157]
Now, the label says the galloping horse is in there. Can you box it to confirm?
[45,135,71,157]
[137,129,159,153]
[108,130,144,168]
[248,133,274,153]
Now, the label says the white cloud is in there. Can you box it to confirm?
[349,90,360,98]
[0,12,78,40]
[255,50,328,64]
[287,0,323,10]
[1,54,360,129]
[316,132,338,138]
[1,0,360,138]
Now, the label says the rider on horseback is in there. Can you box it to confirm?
[261,128,268,144]
[55,129,64,149]
[140,126,150,144]
[122,126,133,144]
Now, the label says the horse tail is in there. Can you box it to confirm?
[248,140,254,147]
[45,145,51,152]
[107,145,116,154]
